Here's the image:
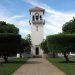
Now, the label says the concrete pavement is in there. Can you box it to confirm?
[12,58,65,75]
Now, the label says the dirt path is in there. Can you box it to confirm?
[12,58,65,75]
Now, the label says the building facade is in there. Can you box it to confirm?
[29,7,45,57]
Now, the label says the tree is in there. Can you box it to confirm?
[25,34,31,54]
[40,39,49,54]
[0,21,20,63]
[0,21,19,34]
[47,33,75,62]
[25,34,31,44]
[21,38,31,54]
[62,17,75,33]
[0,34,21,62]
[21,34,31,55]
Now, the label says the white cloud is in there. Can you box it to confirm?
[17,19,31,38]
[20,29,31,34]
[7,15,24,21]
[18,20,29,26]
[19,28,31,38]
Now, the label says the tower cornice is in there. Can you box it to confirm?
[29,7,45,14]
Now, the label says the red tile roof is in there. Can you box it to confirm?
[29,7,45,12]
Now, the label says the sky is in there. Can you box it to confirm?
[0,0,75,38]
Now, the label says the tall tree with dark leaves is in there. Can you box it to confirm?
[0,21,21,63]
[63,17,75,33]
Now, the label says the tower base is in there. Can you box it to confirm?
[31,45,43,57]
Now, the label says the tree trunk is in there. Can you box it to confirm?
[3,55,8,63]
[63,52,69,62]
[53,51,56,58]
[20,53,22,58]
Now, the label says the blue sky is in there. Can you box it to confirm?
[0,0,75,38]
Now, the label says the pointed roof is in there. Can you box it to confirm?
[29,7,45,12]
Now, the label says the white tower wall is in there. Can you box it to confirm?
[31,25,43,45]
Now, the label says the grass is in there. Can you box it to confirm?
[48,57,75,75]
[0,57,28,75]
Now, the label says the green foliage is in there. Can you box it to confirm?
[47,33,75,53]
[23,34,31,54]
[21,34,31,54]
[21,38,31,54]
[0,21,22,62]
[40,40,49,54]
[0,21,19,34]
[62,17,75,33]
[25,34,31,41]
[0,33,21,56]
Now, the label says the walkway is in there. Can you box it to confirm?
[12,58,65,75]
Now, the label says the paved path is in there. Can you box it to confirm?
[12,58,65,75]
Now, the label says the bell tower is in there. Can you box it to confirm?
[29,7,45,57]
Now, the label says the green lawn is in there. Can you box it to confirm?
[0,57,28,75]
[48,57,75,75]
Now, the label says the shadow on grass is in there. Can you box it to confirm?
[59,61,75,63]
[1,61,42,65]
[49,57,75,63]
[2,60,26,64]
[1,57,29,64]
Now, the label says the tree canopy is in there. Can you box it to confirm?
[23,34,31,54]
[0,21,19,34]
[62,17,75,33]
[21,38,31,54]
[40,39,49,54]
[0,21,20,62]
[47,33,75,61]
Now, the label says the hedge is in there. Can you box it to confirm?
[47,33,75,53]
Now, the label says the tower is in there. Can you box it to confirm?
[29,7,45,57]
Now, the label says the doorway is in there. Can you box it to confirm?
[36,47,39,55]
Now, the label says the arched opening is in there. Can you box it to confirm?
[36,47,39,55]
[32,15,35,21]
[35,13,39,21]
[40,15,42,20]
[36,16,39,20]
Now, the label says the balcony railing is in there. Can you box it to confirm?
[29,20,45,25]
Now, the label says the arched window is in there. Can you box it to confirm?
[36,16,39,20]
[40,15,42,20]
[35,13,39,21]
[32,15,34,21]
